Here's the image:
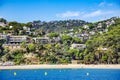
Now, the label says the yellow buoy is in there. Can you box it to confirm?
[14,72,17,76]
[44,72,48,76]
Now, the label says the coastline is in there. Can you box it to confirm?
[0,64,120,70]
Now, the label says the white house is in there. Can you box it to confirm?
[8,35,30,44]
[33,37,49,44]
[111,19,115,24]
[104,29,108,32]
[97,23,102,28]
[0,22,7,27]
[23,26,30,31]
[97,47,108,51]
[83,25,89,29]
[89,31,95,35]
[106,19,115,28]
[70,43,86,49]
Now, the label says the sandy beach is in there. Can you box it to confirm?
[0,64,120,70]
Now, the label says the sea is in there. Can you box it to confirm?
[0,69,120,80]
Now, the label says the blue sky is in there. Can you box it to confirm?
[0,0,120,22]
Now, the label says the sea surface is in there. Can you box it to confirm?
[0,69,120,80]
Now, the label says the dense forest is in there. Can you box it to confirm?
[84,24,120,64]
[0,18,88,34]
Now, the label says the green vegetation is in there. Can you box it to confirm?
[0,17,120,65]
[61,35,72,41]
[48,32,59,39]
[0,18,7,24]
[27,43,36,52]
[84,24,120,64]
[0,39,6,57]
[72,37,81,43]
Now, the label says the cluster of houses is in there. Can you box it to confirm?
[0,34,30,49]
[0,17,117,51]
[0,33,87,50]
[0,34,48,47]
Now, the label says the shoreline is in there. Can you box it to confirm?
[0,64,120,70]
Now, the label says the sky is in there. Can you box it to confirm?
[0,0,120,23]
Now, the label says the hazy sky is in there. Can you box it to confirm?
[0,0,120,22]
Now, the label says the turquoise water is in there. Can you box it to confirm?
[0,69,120,80]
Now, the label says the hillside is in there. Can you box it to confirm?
[0,17,120,65]
[32,20,88,32]
[84,24,120,64]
